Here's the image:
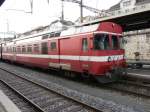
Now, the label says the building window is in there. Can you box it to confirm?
[123,0,131,7]
[41,42,48,54]
[82,38,88,51]
[146,33,150,43]
[50,42,56,51]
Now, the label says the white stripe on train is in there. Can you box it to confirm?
[2,53,124,62]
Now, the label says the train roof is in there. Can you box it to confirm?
[13,23,100,42]
[10,21,121,43]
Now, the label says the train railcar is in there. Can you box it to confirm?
[1,22,126,83]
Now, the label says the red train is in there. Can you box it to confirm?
[0,22,126,83]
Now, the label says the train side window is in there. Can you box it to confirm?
[22,46,26,53]
[10,47,12,53]
[13,47,16,52]
[82,38,88,51]
[41,42,48,54]
[34,44,39,52]
[27,45,32,53]
[6,47,8,52]
[50,42,56,51]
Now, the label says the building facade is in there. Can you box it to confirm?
[110,0,150,61]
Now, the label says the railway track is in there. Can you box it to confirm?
[0,68,99,112]
[0,61,145,112]
[1,62,150,99]
[0,81,43,112]
[105,80,150,98]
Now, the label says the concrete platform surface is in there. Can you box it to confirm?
[0,90,21,112]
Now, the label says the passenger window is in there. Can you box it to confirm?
[112,35,119,50]
[50,42,56,51]
[17,46,21,53]
[13,47,16,52]
[34,44,39,52]
[42,35,49,39]
[94,34,110,50]
[27,45,32,53]
[82,38,88,51]
[41,42,48,54]
[22,46,26,53]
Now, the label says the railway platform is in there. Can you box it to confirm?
[0,90,21,112]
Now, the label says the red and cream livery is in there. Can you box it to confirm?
[1,22,126,83]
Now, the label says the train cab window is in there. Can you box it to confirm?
[112,35,119,50]
[41,42,48,54]
[94,34,110,50]
[50,42,56,51]
[82,38,88,51]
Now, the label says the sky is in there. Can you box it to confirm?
[0,0,121,34]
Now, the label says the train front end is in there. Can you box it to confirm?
[90,22,126,83]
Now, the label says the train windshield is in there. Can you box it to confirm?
[119,36,124,49]
[112,35,119,50]
[94,34,110,50]
[94,34,123,50]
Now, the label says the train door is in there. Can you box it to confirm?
[48,39,60,69]
[80,37,90,72]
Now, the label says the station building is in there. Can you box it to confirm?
[110,0,150,60]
